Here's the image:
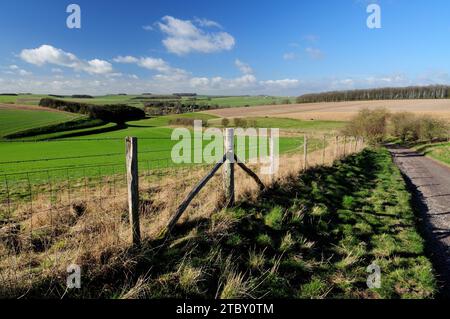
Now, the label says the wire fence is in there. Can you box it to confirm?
[0,133,364,296]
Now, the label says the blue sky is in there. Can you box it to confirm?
[1,0,450,95]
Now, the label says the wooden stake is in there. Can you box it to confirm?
[126,137,141,247]
[223,128,235,207]
[303,134,308,170]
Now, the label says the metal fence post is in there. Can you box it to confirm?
[126,137,141,247]
[223,128,235,207]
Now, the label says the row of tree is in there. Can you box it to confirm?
[144,101,220,116]
[297,86,450,103]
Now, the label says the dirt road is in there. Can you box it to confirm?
[388,145,450,296]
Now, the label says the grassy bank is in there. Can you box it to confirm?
[414,141,450,166]
[5,148,435,298]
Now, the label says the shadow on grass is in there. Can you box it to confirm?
[45,123,128,140]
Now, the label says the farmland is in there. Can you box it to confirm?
[0,111,326,183]
[0,106,79,137]
[204,99,450,121]
[0,94,297,109]
[0,98,445,299]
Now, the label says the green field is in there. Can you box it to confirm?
[0,108,79,137]
[0,113,318,185]
[0,94,297,109]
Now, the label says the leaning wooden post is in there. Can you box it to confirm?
[223,128,235,207]
[126,137,141,247]
[303,134,308,171]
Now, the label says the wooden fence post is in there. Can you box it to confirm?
[335,136,339,159]
[343,136,347,157]
[223,128,235,207]
[126,137,141,247]
[303,134,308,170]
[322,135,326,165]
[269,134,276,182]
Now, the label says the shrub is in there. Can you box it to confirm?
[71,95,93,99]
[168,118,196,126]
[233,118,248,128]
[343,108,390,145]
[221,118,230,127]
[390,112,448,143]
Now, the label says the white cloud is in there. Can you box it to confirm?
[194,17,222,28]
[157,16,235,55]
[113,55,139,63]
[51,68,63,73]
[283,52,296,60]
[142,25,154,31]
[305,47,324,60]
[234,59,253,75]
[260,79,300,88]
[9,65,19,70]
[20,44,113,75]
[113,55,188,78]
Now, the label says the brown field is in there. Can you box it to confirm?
[203,99,450,121]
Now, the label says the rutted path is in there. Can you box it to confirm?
[388,144,450,296]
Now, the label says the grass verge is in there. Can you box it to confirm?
[2,148,436,298]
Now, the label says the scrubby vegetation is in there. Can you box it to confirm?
[343,108,449,144]
[39,98,146,125]
[343,108,390,144]
[1,149,435,298]
[297,85,450,103]
[391,113,448,143]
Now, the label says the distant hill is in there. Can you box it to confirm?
[297,85,450,103]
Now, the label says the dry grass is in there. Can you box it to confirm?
[203,100,450,121]
[0,134,364,297]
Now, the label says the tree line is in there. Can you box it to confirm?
[296,85,450,103]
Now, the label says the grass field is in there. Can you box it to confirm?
[204,99,450,121]
[0,94,297,109]
[0,112,325,185]
[0,107,79,137]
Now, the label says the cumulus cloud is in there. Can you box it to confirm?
[142,25,154,31]
[20,44,113,75]
[113,55,139,63]
[113,55,189,79]
[157,16,235,55]
[235,59,253,75]
[260,79,300,88]
[194,17,222,28]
